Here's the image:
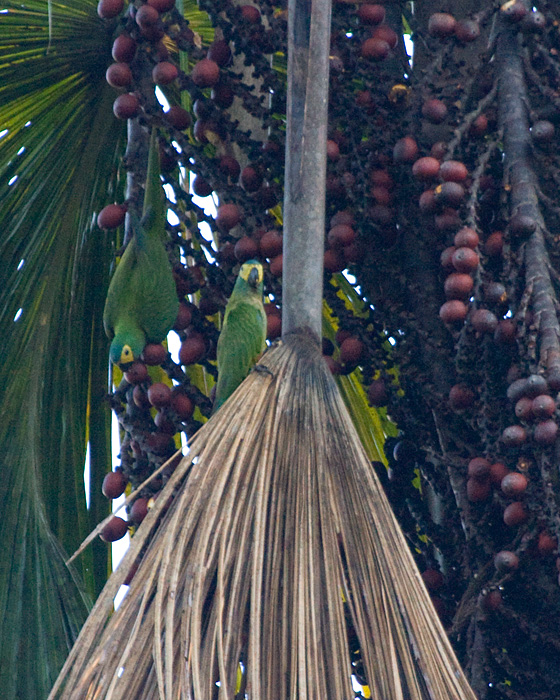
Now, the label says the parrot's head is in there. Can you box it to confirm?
[238,260,264,294]
[109,329,146,369]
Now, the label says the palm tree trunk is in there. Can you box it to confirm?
[282,0,332,341]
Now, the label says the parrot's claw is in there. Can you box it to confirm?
[252,364,274,377]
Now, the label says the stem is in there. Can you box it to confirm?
[282,0,332,342]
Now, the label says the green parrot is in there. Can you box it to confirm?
[103,129,179,368]
[213,260,267,412]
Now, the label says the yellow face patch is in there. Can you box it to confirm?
[239,262,264,285]
[120,344,134,365]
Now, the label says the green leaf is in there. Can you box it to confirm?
[0,0,126,692]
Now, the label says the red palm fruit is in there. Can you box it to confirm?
[372,24,398,49]
[259,230,283,258]
[393,136,418,163]
[471,114,488,136]
[106,62,133,88]
[361,38,390,60]
[207,39,231,66]
[147,382,172,408]
[538,531,557,554]
[502,425,527,447]
[267,314,282,339]
[240,166,263,192]
[340,337,365,364]
[269,254,283,277]
[170,390,194,419]
[435,209,461,232]
[216,203,241,230]
[454,227,479,249]
[112,34,136,62]
[431,142,447,160]
[452,247,479,273]
[515,397,534,420]
[370,169,393,188]
[100,516,129,542]
[428,12,456,37]
[495,320,516,344]
[455,19,480,42]
[192,176,213,198]
[219,155,241,180]
[435,182,465,207]
[439,160,468,182]
[440,247,457,270]
[152,61,178,85]
[412,157,440,180]
[142,343,167,366]
[468,457,491,481]
[534,419,558,445]
[419,189,437,213]
[422,99,448,123]
[501,472,528,497]
[421,569,444,590]
[191,58,220,88]
[330,210,355,227]
[173,303,193,331]
[323,249,345,273]
[113,93,140,119]
[531,120,554,143]
[532,394,556,419]
[494,551,519,572]
[97,203,125,229]
[371,186,391,205]
[135,4,159,28]
[357,4,385,24]
[133,385,150,409]
[503,502,528,526]
[234,236,259,262]
[124,361,148,384]
[179,334,206,365]
[165,105,191,130]
[440,300,468,324]
[130,497,149,524]
[154,410,175,434]
[485,231,504,257]
[482,590,502,611]
[471,309,498,334]
[98,0,124,18]
[367,379,388,406]
[489,462,509,485]
[449,383,474,410]
[328,224,356,248]
[240,4,260,22]
[326,140,340,160]
[102,471,127,499]
[443,272,474,301]
[467,478,491,502]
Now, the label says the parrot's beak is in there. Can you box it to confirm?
[248,266,260,288]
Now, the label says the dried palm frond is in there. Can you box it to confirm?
[50,331,476,700]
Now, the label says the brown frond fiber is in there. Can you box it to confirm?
[50,331,476,700]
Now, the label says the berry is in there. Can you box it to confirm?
[102,471,127,499]
[501,472,528,497]
[191,58,220,87]
[98,0,124,18]
[97,203,125,229]
[147,382,172,408]
[113,93,140,119]
[100,516,129,542]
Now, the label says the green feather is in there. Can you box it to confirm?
[214,261,267,412]
[103,129,179,367]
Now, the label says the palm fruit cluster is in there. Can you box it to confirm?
[95,0,560,695]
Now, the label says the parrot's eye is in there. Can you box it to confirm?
[120,345,134,365]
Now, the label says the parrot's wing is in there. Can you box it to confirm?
[214,301,267,410]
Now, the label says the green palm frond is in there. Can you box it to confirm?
[0,0,126,693]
